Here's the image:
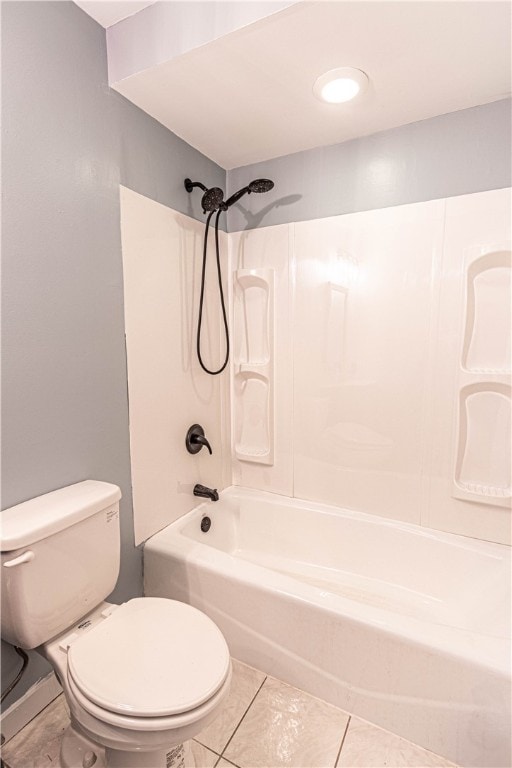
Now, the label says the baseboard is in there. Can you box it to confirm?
[0,672,62,743]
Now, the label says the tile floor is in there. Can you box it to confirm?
[2,659,456,768]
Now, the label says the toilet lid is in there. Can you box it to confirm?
[67,598,230,718]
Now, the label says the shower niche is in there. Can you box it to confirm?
[462,250,511,373]
[453,247,511,507]
[232,269,274,465]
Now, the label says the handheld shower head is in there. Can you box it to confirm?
[224,187,249,208]
[248,179,274,194]
[224,178,274,208]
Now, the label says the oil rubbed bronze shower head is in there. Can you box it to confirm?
[201,187,225,212]
[248,178,274,193]
[184,177,274,213]
[224,178,274,208]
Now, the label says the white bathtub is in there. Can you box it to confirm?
[144,487,511,768]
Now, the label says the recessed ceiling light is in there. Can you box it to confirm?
[313,67,369,104]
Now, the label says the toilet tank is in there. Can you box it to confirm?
[1,481,121,649]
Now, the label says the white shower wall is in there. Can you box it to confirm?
[230,187,511,546]
[120,186,231,545]
[121,185,510,546]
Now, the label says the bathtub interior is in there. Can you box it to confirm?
[177,488,511,638]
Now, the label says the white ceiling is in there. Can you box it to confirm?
[109,1,510,169]
[74,1,156,28]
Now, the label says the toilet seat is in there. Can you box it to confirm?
[66,663,232,732]
[67,598,230,720]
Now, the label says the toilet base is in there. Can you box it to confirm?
[60,723,106,768]
[106,741,195,768]
[59,724,196,768]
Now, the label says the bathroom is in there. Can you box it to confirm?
[1,1,510,767]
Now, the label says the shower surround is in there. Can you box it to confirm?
[228,187,511,545]
[123,186,511,546]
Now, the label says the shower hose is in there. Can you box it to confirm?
[197,209,230,375]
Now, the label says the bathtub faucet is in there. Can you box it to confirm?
[193,484,219,502]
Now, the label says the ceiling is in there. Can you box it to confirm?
[86,1,511,169]
[74,1,156,28]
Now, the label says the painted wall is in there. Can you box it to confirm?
[1,0,224,708]
[226,98,511,232]
[230,188,511,545]
[120,187,231,545]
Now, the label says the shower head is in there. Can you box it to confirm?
[184,176,274,214]
[224,178,274,208]
[201,187,225,213]
[248,179,274,194]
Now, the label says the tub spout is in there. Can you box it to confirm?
[193,484,219,502]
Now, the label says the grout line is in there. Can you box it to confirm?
[219,675,268,759]
[334,715,351,768]
[195,737,220,751]
[194,734,223,753]
[214,757,241,768]
[193,738,221,760]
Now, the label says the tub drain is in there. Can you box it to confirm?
[201,516,211,533]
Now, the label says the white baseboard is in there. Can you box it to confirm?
[0,672,62,743]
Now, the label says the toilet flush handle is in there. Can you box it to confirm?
[3,551,35,567]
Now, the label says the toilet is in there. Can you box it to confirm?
[1,480,231,768]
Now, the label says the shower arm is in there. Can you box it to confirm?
[184,178,208,194]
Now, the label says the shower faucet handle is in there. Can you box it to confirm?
[191,434,213,454]
[186,424,212,455]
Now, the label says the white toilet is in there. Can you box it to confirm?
[1,480,231,768]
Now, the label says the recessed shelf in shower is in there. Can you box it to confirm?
[453,244,511,508]
[454,383,511,506]
[233,269,274,465]
[462,250,511,374]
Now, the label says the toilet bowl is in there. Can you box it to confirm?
[0,481,232,768]
[43,597,232,767]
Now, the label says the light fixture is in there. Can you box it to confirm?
[313,67,369,104]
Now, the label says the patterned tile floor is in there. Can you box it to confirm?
[1,660,456,768]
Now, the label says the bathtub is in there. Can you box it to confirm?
[144,487,511,768]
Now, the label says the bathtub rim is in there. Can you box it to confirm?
[179,485,511,557]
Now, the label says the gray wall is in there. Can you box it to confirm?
[226,98,512,231]
[1,0,225,707]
